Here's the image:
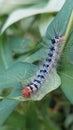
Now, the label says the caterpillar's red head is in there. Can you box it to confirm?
[22,86,32,97]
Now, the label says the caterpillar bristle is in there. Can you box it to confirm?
[22,34,65,98]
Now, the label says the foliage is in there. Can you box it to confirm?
[0,0,73,129]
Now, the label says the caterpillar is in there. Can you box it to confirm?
[22,34,65,97]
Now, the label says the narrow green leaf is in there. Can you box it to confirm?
[0,89,19,126]
[0,37,15,71]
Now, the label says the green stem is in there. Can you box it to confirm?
[60,11,73,54]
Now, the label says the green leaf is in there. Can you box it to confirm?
[0,89,20,126]
[38,14,54,37]
[46,0,73,39]
[0,39,13,71]
[25,103,39,130]
[60,64,73,104]
[22,48,48,63]
[11,69,61,101]
[20,16,35,31]
[0,62,38,89]
[0,0,65,34]
[0,0,73,126]
[1,0,72,101]
[0,0,46,15]
[66,32,73,63]
[46,0,73,103]
[0,61,38,125]
[68,46,73,63]
[8,37,36,55]
[0,37,37,72]
[59,31,73,103]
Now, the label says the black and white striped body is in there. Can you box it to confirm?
[22,35,64,97]
[29,38,59,92]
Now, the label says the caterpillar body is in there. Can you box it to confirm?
[22,34,65,97]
